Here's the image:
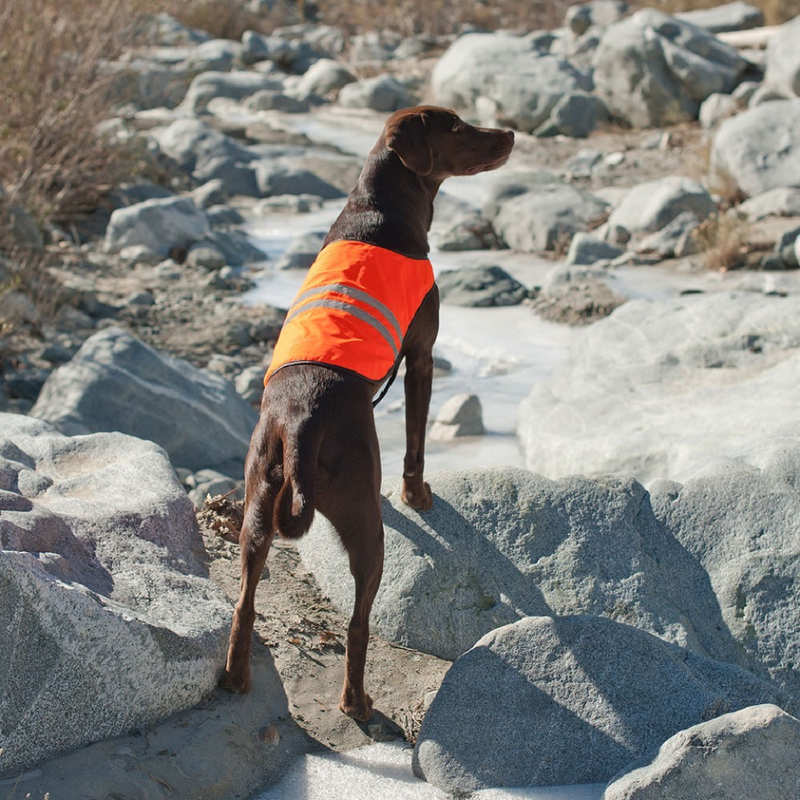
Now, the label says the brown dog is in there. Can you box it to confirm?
[221,106,514,721]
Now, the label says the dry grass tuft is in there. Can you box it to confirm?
[692,212,749,271]
[642,0,800,24]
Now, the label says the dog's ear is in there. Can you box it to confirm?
[385,111,434,176]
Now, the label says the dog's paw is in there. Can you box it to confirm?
[339,692,374,722]
[401,480,433,511]
[218,668,251,694]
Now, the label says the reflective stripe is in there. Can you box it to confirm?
[289,282,403,343]
[285,298,400,358]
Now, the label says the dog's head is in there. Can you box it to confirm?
[384,106,514,179]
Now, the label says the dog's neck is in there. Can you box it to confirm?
[323,143,442,259]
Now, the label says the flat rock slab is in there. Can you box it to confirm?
[0,413,232,773]
[412,616,789,793]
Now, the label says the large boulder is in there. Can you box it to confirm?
[592,10,747,127]
[298,468,750,668]
[104,196,208,256]
[431,33,593,133]
[764,15,800,99]
[650,438,800,700]
[603,704,800,800]
[337,74,417,112]
[709,100,800,197]
[489,180,608,252]
[519,292,800,483]
[606,176,716,235]
[30,327,258,476]
[436,265,529,307]
[180,70,285,113]
[0,413,231,773]
[412,615,788,793]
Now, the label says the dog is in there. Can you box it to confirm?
[220,106,514,722]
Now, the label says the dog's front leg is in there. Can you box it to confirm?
[400,289,439,510]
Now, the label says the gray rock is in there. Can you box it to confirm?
[234,364,266,405]
[244,89,310,113]
[699,91,740,129]
[429,394,485,440]
[298,468,753,667]
[764,15,800,99]
[518,292,800,484]
[566,232,624,265]
[431,33,592,133]
[205,228,266,266]
[295,58,355,98]
[739,187,800,220]
[191,178,228,209]
[141,12,210,46]
[436,213,500,252]
[592,10,747,127]
[412,615,787,793]
[710,99,800,197]
[675,1,764,33]
[650,438,800,700]
[104,197,208,256]
[249,308,286,343]
[182,38,243,72]
[254,162,345,200]
[338,74,417,112]
[207,204,245,226]
[535,91,608,138]
[490,181,609,252]
[241,30,322,73]
[274,231,326,270]
[436,265,528,307]
[187,469,241,507]
[180,70,285,114]
[0,413,231,773]
[607,177,715,235]
[30,327,258,476]
[186,242,227,270]
[566,0,628,35]
[635,211,701,258]
[603,704,800,800]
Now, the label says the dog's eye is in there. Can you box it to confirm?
[451,121,463,133]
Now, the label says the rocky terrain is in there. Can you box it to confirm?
[2,2,800,798]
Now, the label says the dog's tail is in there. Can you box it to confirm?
[273,423,320,540]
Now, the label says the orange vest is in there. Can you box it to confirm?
[265,240,435,384]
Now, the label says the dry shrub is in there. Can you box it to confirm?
[0,0,157,229]
[317,0,580,37]
[693,212,749,271]
[165,0,293,39]
[641,0,800,24]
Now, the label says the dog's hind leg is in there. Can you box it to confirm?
[220,434,278,693]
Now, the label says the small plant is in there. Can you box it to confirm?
[692,212,749,272]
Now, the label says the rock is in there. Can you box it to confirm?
[240,30,322,73]
[244,89,310,113]
[205,229,266,266]
[739,187,800,220]
[431,33,592,133]
[518,292,800,484]
[180,70,284,114]
[274,231,326,270]
[489,181,608,252]
[592,10,747,128]
[436,265,528,307]
[566,232,624,265]
[436,213,500,252]
[295,58,355,98]
[249,308,286,342]
[187,469,241,507]
[0,413,231,773]
[566,1,629,36]
[603,704,800,800]
[207,204,246,226]
[764,15,800,99]
[234,364,266,405]
[650,438,800,700]
[186,242,227,270]
[338,75,417,112]
[30,327,258,476]
[699,92,740,128]
[141,12,210,46]
[429,394,485,440]
[535,91,608,138]
[710,99,800,197]
[635,211,701,258]
[191,178,228,209]
[675,2,764,33]
[254,162,345,200]
[104,197,208,256]
[412,615,787,793]
[182,38,243,72]
[298,468,754,667]
[607,177,715,235]
[529,278,625,325]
